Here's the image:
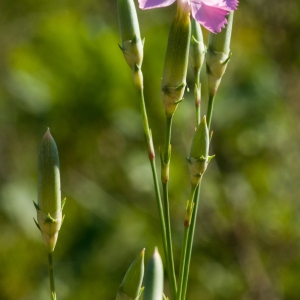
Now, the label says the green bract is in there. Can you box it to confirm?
[34,128,65,253]
[116,249,145,300]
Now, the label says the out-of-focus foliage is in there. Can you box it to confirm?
[0,0,300,299]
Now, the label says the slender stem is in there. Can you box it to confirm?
[163,115,173,163]
[180,92,216,300]
[134,70,171,296]
[163,182,177,299]
[161,113,177,300]
[206,93,215,130]
[48,252,56,300]
[149,145,170,281]
[177,227,189,300]
[136,77,168,254]
[177,185,197,300]
[178,69,208,300]
[194,70,201,126]
[181,179,202,300]
[137,77,151,140]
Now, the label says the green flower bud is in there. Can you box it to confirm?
[187,116,213,186]
[189,18,206,74]
[143,248,164,300]
[206,12,234,95]
[34,128,64,253]
[116,249,145,300]
[190,116,209,159]
[118,0,144,70]
[161,2,191,116]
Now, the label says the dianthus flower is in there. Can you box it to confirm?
[138,0,238,33]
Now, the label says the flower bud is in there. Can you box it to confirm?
[143,248,164,300]
[161,1,191,116]
[118,0,144,70]
[187,116,213,186]
[34,128,64,253]
[206,12,234,95]
[189,18,206,74]
[116,249,145,300]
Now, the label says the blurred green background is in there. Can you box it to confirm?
[1,0,300,299]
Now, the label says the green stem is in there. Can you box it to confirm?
[178,70,207,300]
[180,92,215,300]
[135,70,170,295]
[163,115,173,163]
[206,93,215,130]
[48,253,56,300]
[177,185,197,300]
[181,180,202,300]
[161,114,177,300]
[177,227,189,300]
[162,182,177,300]
[194,71,201,126]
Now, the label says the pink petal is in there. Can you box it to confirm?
[138,0,176,10]
[202,0,238,11]
[191,2,229,33]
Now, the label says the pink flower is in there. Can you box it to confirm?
[138,0,238,33]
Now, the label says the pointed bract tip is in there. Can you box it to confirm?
[43,127,52,140]
[153,247,160,258]
[140,248,146,258]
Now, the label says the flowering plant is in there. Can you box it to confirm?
[116,0,238,299]
[34,0,238,299]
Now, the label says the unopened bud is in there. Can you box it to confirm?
[189,18,206,74]
[118,0,144,70]
[116,249,145,300]
[187,116,213,186]
[34,128,65,253]
[143,248,164,300]
[206,12,234,95]
[161,2,191,116]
